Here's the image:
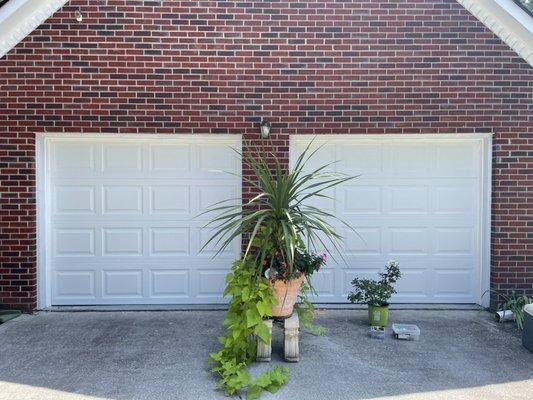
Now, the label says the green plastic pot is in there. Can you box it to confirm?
[368,304,389,327]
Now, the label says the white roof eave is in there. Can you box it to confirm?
[0,0,69,59]
[457,0,533,66]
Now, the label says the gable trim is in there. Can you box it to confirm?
[0,0,69,59]
[457,0,533,66]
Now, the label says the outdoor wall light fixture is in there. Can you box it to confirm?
[75,9,83,22]
[259,120,271,139]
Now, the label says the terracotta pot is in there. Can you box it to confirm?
[269,275,304,317]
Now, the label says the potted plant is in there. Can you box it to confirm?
[202,140,357,399]
[203,142,355,318]
[262,246,327,317]
[347,260,401,327]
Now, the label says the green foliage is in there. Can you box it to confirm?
[296,283,326,336]
[204,139,351,398]
[264,248,326,281]
[347,261,401,307]
[200,139,356,280]
[208,259,289,398]
[485,289,533,330]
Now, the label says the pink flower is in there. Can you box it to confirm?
[320,253,327,262]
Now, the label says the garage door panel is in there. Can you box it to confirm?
[54,185,96,214]
[336,144,384,176]
[103,185,143,214]
[149,144,190,174]
[393,269,430,299]
[198,185,239,214]
[102,269,143,298]
[292,136,484,304]
[149,269,189,298]
[389,228,430,255]
[54,228,96,257]
[341,186,382,214]
[196,270,228,298]
[434,185,477,214]
[293,141,336,173]
[149,227,190,256]
[47,136,241,305]
[343,227,382,256]
[384,143,431,175]
[102,144,143,174]
[197,144,240,176]
[149,185,190,214]
[435,143,480,177]
[310,269,336,297]
[54,270,96,299]
[102,228,143,256]
[433,269,475,299]
[388,186,429,214]
[52,142,96,177]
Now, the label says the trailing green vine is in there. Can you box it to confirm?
[295,283,326,337]
[208,259,289,399]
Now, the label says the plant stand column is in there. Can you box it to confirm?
[256,319,273,362]
[284,313,300,362]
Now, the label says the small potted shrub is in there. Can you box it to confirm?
[347,261,401,327]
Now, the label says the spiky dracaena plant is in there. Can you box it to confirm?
[201,139,356,279]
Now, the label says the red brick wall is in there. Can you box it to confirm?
[0,0,531,310]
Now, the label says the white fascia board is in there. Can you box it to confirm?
[0,0,69,59]
[457,0,533,66]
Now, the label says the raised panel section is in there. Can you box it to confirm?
[342,269,380,295]
[436,144,479,177]
[338,144,382,175]
[198,270,227,296]
[309,269,335,296]
[198,186,236,213]
[198,145,235,172]
[150,270,189,297]
[344,227,381,255]
[390,228,429,255]
[55,186,95,214]
[102,228,142,256]
[103,270,143,297]
[149,145,190,172]
[436,228,473,255]
[393,269,428,297]
[102,144,142,172]
[390,186,428,213]
[343,186,381,214]
[386,144,430,174]
[103,186,142,214]
[199,228,234,256]
[55,271,95,298]
[150,228,189,256]
[434,269,473,296]
[53,143,94,175]
[435,186,475,214]
[296,143,335,173]
[55,229,94,256]
[150,186,190,214]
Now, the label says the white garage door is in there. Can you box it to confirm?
[43,135,241,305]
[291,135,490,304]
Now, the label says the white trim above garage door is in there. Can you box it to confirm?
[290,134,491,306]
[37,134,241,307]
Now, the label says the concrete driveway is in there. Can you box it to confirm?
[0,309,531,400]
